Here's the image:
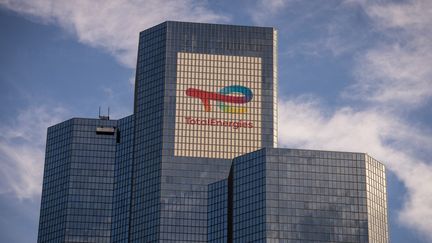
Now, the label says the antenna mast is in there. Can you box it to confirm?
[98,106,110,120]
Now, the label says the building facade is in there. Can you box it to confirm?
[227,148,388,242]
[129,21,278,242]
[38,118,117,243]
[111,115,134,242]
[38,21,388,243]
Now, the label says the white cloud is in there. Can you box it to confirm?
[0,105,67,199]
[278,98,432,239]
[366,0,432,32]
[250,0,376,59]
[249,0,293,24]
[0,0,229,68]
[346,0,432,106]
[350,2,432,236]
[277,0,432,239]
[349,42,432,106]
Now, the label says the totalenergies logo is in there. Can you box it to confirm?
[186,85,253,113]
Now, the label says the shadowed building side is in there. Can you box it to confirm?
[220,148,389,243]
[38,118,117,243]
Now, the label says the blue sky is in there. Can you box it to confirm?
[0,0,431,242]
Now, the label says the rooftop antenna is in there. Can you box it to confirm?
[99,106,110,120]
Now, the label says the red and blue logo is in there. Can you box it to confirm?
[186,85,253,114]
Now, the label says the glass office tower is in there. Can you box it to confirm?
[38,21,388,243]
[226,148,389,243]
[111,115,134,242]
[130,21,277,242]
[38,118,117,243]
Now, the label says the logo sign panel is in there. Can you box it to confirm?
[174,52,262,159]
[186,85,253,113]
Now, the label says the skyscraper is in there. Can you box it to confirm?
[38,21,388,243]
[129,21,277,242]
[38,118,117,243]
[227,148,388,242]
